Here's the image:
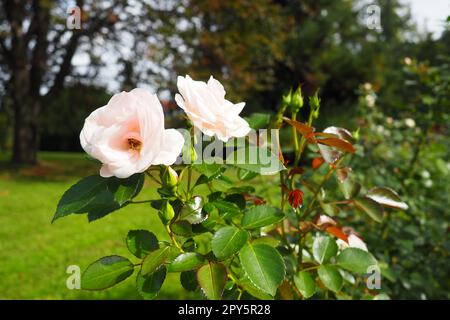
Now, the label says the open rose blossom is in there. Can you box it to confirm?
[80,88,185,178]
[175,75,251,142]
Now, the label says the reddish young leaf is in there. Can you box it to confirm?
[325,226,349,243]
[283,118,315,137]
[317,137,356,153]
[312,157,325,170]
[244,193,266,206]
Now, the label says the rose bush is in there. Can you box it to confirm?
[53,76,407,300]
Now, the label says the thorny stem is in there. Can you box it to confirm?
[228,268,245,298]
[291,111,300,167]
[296,107,316,164]
[166,225,184,252]
[187,166,193,198]
[279,171,291,251]
[302,158,344,219]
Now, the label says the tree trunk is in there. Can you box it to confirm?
[10,33,40,165]
[12,98,41,165]
[8,0,49,165]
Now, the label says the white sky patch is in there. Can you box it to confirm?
[403,0,449,36]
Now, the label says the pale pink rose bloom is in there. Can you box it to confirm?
[80,88,185,178]
[337,234,368,252]
[175,75,251,142]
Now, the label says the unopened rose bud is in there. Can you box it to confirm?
[282,89,292,108]
[290,86,304,113]
[159,200,175,225]
[309,90,321,119]
[288,189,303,209]
[161,166,179,189]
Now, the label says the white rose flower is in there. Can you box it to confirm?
[80,88,185,178]
[405,118,416,128]
[175,75,251,142]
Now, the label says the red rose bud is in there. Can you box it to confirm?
[288,189,303,209]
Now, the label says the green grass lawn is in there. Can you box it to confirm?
[0,152,202,299]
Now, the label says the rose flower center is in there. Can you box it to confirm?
[127,138,142,151]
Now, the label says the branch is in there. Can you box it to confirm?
[29,0,50,97]
[45,0,84,99]
[44,31,81,99]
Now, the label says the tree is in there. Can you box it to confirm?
[0,0,161,164]
[152,0,417,117]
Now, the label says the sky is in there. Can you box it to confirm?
[405,0,449,36]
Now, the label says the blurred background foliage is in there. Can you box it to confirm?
[0,0,448,299]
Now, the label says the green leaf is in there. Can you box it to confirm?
[81,255,134,290]
[180,270,199,291]
[53,175,109,221]
[224,193,246,210]
[141,246,172,275]
[126,230,159,259]
[211,199,241,220]
[241,205,284,229]
[167,252,205,272]
[180,196,207,224]
[239,277,274,300]
[353,197,383,222]
[239,243,286,296]
[193,162,222,178]
[211,226,249,260]
[320,202,340,216]
[337,248,378,274]
[245,112,271,130]
[86,191,121,222]
[227,146,286,175]
[53,174,137,222]
[294,271,316,299]
[197,262,228,300]
[366,187,408,210]
[213,175,234,191]
[237,168,259,181]
[136,267,166,300]
[107,173,144,205]
[312,236,338,264]
[252,236,280,247]
[194,174,209,187]
[193,233,213,255]
[171,221,193,237]
[338,178,361,199]
[318,265,343,293]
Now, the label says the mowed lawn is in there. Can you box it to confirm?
[0,152,201,299]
